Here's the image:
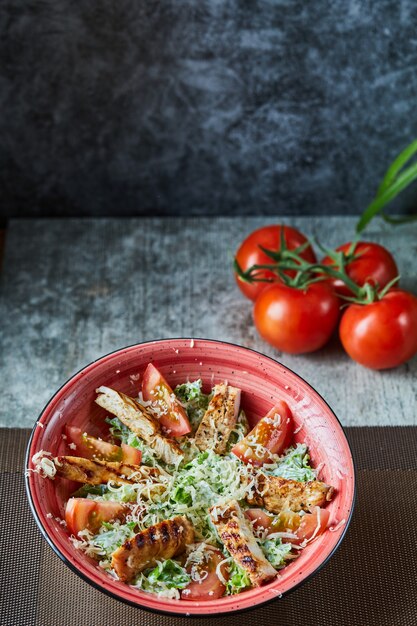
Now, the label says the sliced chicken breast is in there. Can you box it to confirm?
[112,515,194,583]
[95,386,183,465]
[194,383,241,454]
[53,455,160,485]
[247,473,334,513]
[210,500,277,587]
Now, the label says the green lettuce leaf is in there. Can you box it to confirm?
[72,484,109,498]
[92,522,136,557]
[262,537,292,568]
[174,379,210,430]
[146,559,190,590]
[106,416,155,464]
[226,561,251,595]
[270,443,316,482]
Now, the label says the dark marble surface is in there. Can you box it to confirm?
[1,1,417,217]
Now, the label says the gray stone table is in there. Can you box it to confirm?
[0,217,415,428]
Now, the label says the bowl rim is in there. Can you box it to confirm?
[25,337,356,617]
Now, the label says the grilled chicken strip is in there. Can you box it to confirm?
[210,500,277,587]
[194,383,241,454]
[53,456,160,485]
[95,386,183,465]
[112,515,194,583]
[247,473,334,514]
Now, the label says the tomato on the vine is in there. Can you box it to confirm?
[254,281,340,354]
[235,225,316,301]
[339,289,417,369]
[322,241,398,298]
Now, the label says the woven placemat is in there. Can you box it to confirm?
[1,427,416,626]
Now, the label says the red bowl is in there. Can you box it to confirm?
[25,338,355,616]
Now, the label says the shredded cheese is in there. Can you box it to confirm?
[31,451,57,478]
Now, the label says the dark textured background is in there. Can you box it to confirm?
[1,0,417,218]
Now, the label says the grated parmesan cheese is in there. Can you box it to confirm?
[31,451,57,478]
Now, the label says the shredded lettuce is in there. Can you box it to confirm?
[262,537,292,568]
[270,444,316,482]
[106,416,156,465]
[147,559,190,589]
[132,560,190,599]
[91,522,136,557]
[100,483,139,503]
[227,409,249,450]
[226,561,251,595]
[174,379,210,430]
[138,450,251,543]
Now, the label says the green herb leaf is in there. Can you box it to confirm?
[377,138,417,196]
[357,140,417,233]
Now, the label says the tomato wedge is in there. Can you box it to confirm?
[244,508,274,532]
[65,427,141,464]
[142,364,191,436]
[245,509,301,536]
[65,426,122,461]
[272,511,301,533]
[294,507,330,543]
[181,548,228,601]
[231,401,292,465]
[120,443,142,465]
[244,507,329,545]
[65,498,127,536]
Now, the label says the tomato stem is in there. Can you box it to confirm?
[234,237,400,304]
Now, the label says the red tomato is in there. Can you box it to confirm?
[232,401,292,465]
[294,507,330,543]
[65,498,127,536]
[142,364,191,436]
[339,290,417,369]
[254,282,340,354]
[245,509,302,540]
[235,225,317,301]
[322,242,398,298]
[121,443,142,465]
[65,426,122,461]
[181,548,228,601]
[244,508,274,531]
[65,427,141,464]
